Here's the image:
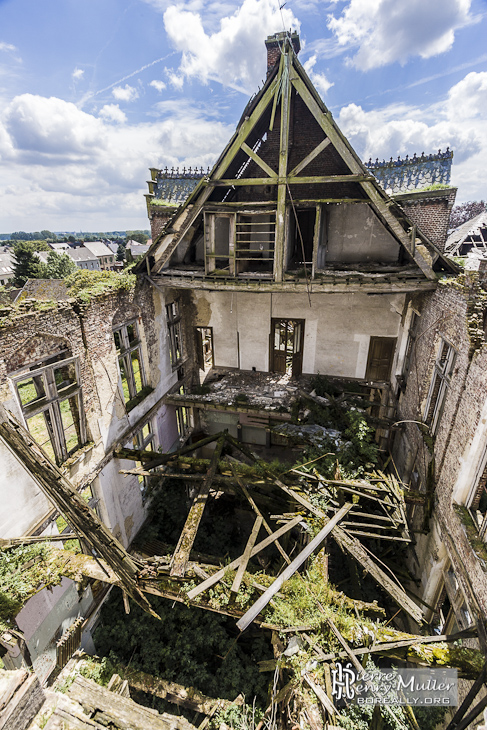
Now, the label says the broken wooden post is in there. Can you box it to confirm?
[231,515,263,595]
[236,503,353,632]
[445,665,486,730]
[187,515,302,600]
[230,463,291,565]
[0,406,157,619]
[170,434,226,577]
[227,434,423,624]
[115,432,226,470]
[303,672,337,718]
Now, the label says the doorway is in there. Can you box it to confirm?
[270,319,305,377]
[288,209,315,269]
[195,327,214,382]
[365,337,396,381]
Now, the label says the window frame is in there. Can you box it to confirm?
[11,355,86,465]
[113,319,147,403]
[423,338,456,435]
[166,301,183,369]
[133,417,158,493]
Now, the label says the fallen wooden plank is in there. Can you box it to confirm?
[116,432,225,469]
[235,503,352,632]
[170,435,226,577]
[326,617,363,675]
[0,407,157,619]
[110,664,240,715]
[230,463,291,564]
[332,525,423,623]
[231,515,263,594]
[303,673,336,718]
[317,628,477,662]
[186,515,302,600]
[226,433,422,622]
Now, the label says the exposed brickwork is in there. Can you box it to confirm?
[395,278,487,616]
[0,281,158,440]
[398,188,457,251]
[265,32,300,76]
[148,206,178,243]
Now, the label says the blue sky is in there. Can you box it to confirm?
[0,0,486,232]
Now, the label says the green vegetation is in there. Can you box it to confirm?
[0,543,66,628]
[126,231,149,244]
[94,591,272,705]
[12,241,46,286]
[65,266,136,301]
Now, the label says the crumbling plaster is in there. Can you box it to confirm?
[190,290,406,378]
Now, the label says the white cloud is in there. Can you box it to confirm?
[0,42,16,53]
[164,68,184,90]
[0,92,233,229]
[163,0,300,92]
[328,0,473,70]
[150,79,167,92]
[72,67,84,80]
[337,71,487,202]
[99,104,127,123]
[2,94,105,159]
[303,55,334,97]
[112,84,139,102]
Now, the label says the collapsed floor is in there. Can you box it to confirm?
[0,380,485,730]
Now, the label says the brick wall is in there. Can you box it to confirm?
[395,278,487,616]
[398,189,457,251]
[148,206,178,243]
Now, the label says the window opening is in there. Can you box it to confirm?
[166,301,183,368]
[270,319,305,377]
[236,213,275,274]
[288,209,315,269]
[133,418,158,492]
[402,311,419,383]
[205,214,234,274]
[12,355,86,465]
[195,327,214,382]
[113,320,147,403]
[466,443,487,539]
[176,406,192,439]
[424,338,456,434]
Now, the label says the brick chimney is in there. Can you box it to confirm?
[265,31,300,76]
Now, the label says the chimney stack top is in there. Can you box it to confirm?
[265,31,300,76]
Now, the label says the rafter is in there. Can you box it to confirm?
[289,71,436,280]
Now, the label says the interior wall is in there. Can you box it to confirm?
[326,204,400,263]
[190,290,404,378]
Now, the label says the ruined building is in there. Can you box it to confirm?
[2,30,487,730]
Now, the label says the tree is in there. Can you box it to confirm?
[450,200,486,230]
[116,243,126,262]
[126,231,149,244]
[40,230,57,241]
[43,251,77,279]
[12,242,46,286]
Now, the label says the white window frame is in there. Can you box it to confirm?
[113,319,147,403]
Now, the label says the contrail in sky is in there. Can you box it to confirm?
[79,51,177,106]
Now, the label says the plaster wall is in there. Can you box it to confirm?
[326,204,400,263]
[0,439,53,538]
[191,290,404,378]
[16,580,93,683]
